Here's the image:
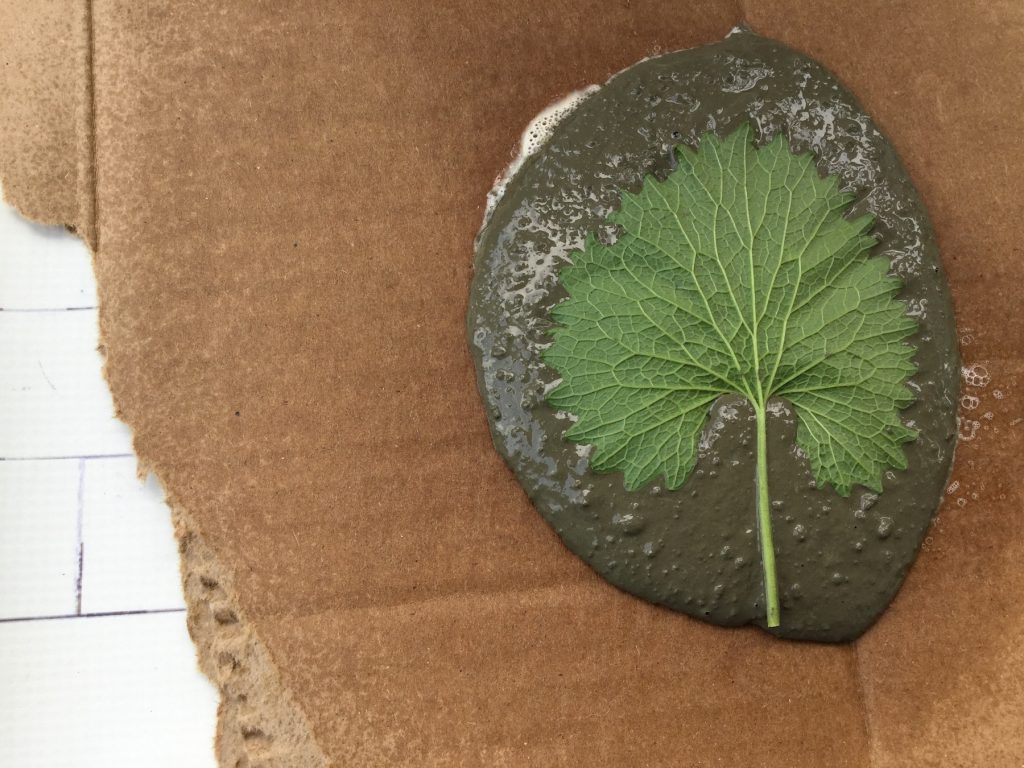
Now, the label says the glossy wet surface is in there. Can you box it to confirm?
[467,29,959,642]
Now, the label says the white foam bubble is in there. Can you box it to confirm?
[959,418,981,442]
[962,364,991,388]
[484,85,600,222]
[481,32,718,230]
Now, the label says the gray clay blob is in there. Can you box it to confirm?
[466,28,958,642]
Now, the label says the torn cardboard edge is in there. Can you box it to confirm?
[0,175,328,766]
[0,5,322,760]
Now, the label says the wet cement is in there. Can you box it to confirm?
[466,28,959,642]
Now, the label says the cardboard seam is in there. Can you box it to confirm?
[80,0,98,252]
[274,577,597,622]
[853,644,877,768]
[79,4,322,761]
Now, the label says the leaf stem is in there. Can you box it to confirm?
[754,403,780,628]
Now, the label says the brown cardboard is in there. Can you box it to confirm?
[2,1,1022,765]
[0,0,94,247]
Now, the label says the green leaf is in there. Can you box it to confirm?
[543,123,917,627]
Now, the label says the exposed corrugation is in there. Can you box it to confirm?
[169,493,329,768]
